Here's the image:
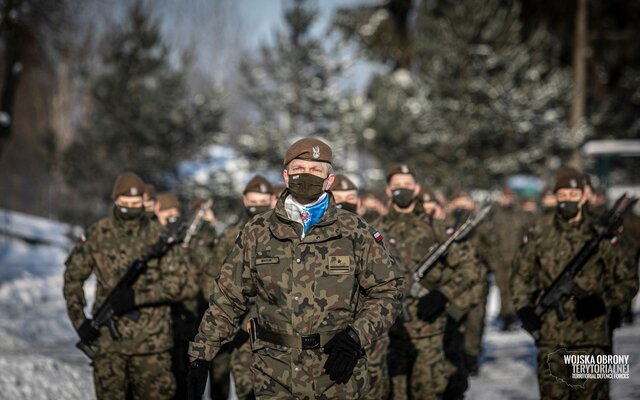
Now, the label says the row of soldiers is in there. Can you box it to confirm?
[63,137,639,400]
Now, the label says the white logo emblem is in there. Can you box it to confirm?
[570,179,577,188]
[312,146,320,159]
[401,165,409,173]
[341,181,348,190]
[260,184,267,193]
[131,188,138,195]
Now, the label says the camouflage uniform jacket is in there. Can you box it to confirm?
[511,213,638,347]
[189,191,404,362]
[63,212,188,355]
[492,205,528,271]
[201,216,248,299]
[182,223,217,315]
[374,204,484,338]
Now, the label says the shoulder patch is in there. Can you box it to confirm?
[79,234,87,244]
[373,231,383,243]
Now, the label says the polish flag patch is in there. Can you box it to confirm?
[373,231,383,243]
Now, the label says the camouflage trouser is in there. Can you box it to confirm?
[93,351,175,400]
[250,338,369,399]
[409,334,448,400]
[493,262,515,319]
[231,338,255,399]
[537,345,609,400]
[210,348,231,399]
[362,334,390,400]
[464,275,488,358]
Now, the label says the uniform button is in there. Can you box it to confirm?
[294,296,299,301]
[296,258,301,263]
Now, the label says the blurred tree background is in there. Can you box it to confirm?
[1,0,639,226]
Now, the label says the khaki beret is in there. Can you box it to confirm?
[330,174,358,192]
[420,187,440,204]
[144,184,157,200]
[386,163,416,182]
[244,175,274,194]
[157,193,180,211]
[554,166,584,192]
[111,172,145,199]
[284,138,332,166]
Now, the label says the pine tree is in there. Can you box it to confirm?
[361,0,574,189]
[62,3,224,224]
[238,0,360,174]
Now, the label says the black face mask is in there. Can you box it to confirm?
[288,173,326,204]
[362,209,380,223]
[246,205,270,218]
[557,201,580,220]
[392,188,415,209]
[336,202,358,214]
[452,208,471,227]
[114,205,144,220]
[164,216,182,234]
[145,211,157,220]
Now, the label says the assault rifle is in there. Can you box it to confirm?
[532,194,637,324]
[76,200,211,359]
[408,204,493,299]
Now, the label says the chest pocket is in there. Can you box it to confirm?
[255,252,290,304]
[316,253,357,311]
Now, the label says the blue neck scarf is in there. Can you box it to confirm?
[300,193,330,235]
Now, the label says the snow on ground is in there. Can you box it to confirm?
[0,209,638,399]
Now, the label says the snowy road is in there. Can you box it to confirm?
[0,210,638,399]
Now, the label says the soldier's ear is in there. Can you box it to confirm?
[325,174,335,190]
[282,169,289,187]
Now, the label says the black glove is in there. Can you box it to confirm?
[77,318,100,343]
[111,288,136,316]
[516,306,541,334]
[575,294,606,322]
[323,326,364,384]
[387,320,416,377]
[230,329,250,349]
[187,359,210,400]
[417,290,448,322]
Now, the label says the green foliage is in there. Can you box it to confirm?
[62,3,224,224]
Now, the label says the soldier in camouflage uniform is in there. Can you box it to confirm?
[374,165,484,400]
[331,174,390,400]
[445,189,497,376]
[491,188,528,331]
[63,172,188,400]
[512,166,638,400]
[154,193,203,400]
[187,138,403,400]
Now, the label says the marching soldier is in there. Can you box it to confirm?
[374,165,484,400]
[445,190,496,376]
[511,166,638,400]
[63,172,188,400]
[331,174,390,400]
[188,138,403,399]
[155,193,203,400]
[492,188,528,331]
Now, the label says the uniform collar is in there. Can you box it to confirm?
[270,189,340,241]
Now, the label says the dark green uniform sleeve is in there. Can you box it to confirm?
[602,238,639,308]
[352,229,404,347]
[63,241,94,330]
[189,231,254,361]
[439,241,486,320]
